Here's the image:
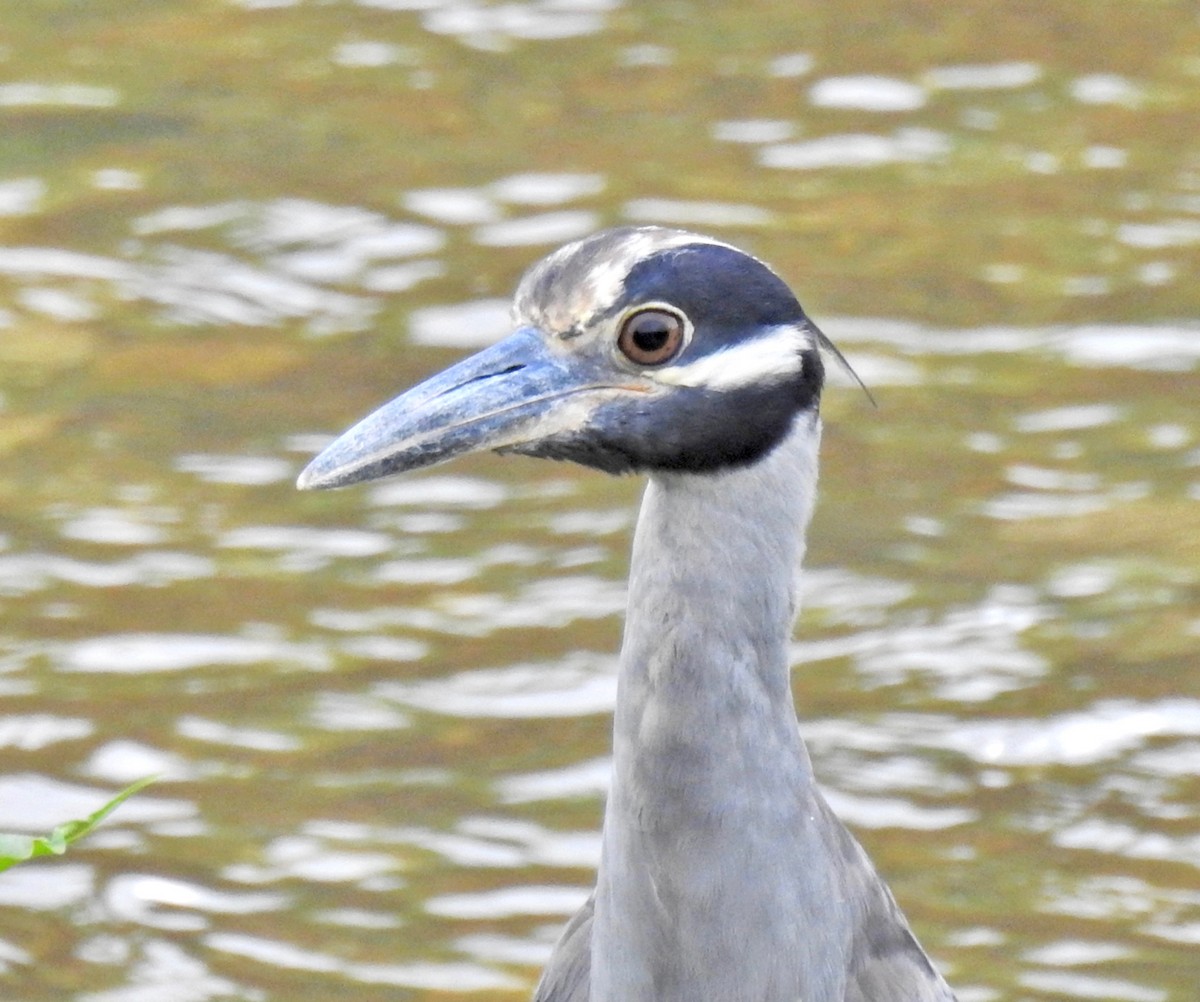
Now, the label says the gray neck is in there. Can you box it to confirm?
[590,413,835,1002]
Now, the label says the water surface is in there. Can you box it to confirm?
[0,2,1198,1000]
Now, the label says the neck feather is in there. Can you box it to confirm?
[589,412,824,1002]
[618,409,820,734]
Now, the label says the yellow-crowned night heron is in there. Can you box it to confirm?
[298,227,957,1002]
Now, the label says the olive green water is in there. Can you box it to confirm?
[1,2,1198,1000]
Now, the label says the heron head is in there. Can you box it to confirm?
[298,226,831,489]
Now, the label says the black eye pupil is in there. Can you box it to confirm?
[632,320,670,353]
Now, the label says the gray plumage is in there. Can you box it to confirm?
[298,227,957,1002]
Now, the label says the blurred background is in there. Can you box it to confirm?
[1,1,1198,999]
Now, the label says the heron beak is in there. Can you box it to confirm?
[297,327,605,490]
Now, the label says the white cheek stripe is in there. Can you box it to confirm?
[653,324,810,391]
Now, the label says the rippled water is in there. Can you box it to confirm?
[0,2,1198,1000]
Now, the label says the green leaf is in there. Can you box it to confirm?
[0,776,157,873]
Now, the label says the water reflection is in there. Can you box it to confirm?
[60,634,327,674]
[207,930,523,992]
[474,210,598,247]
[0,775,194,832]
[760,129,951,170]
[924,62,1043,91]
[809,75,928,112]
[0,83,120,107]
[378,652,616,718]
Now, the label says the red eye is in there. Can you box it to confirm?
[617,309,686,366]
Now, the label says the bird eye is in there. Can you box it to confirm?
[617,308,686,367]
